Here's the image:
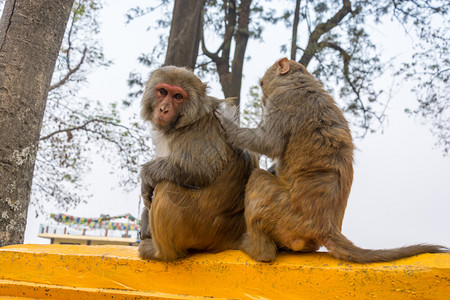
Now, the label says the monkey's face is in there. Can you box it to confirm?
[152,83,188,129]
[141,66,210,131]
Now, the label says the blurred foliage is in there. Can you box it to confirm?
[394,4,449,154]
[282,0,449,145]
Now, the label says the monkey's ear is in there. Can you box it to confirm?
[277,57,290,75]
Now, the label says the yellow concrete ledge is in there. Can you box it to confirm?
[0,244,449,299]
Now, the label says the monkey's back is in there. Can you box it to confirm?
[277,87,354,235]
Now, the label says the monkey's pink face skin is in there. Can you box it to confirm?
[153,83,188,127]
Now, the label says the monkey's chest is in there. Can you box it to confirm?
[151,130,170,157]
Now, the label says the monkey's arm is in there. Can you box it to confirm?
[141,157,215,190]
[219,114,285,158]
[140,159,190,208]
[141,158,189,189]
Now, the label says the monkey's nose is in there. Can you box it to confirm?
[160,106,169,114]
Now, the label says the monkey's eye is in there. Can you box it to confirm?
[173,93,183,100]
[158,88,168,96]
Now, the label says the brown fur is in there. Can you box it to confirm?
[139,66,258,261]
[219,58,448,263]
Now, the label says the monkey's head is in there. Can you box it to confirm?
[141,66,210,131]
[259,58,311,105]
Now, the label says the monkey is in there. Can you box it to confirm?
[217,57,448,263]
[138,66,258,261]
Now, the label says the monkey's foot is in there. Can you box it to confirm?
[250,251,277,262]
[139,230,152,240]
[298,239,320,253]
[138,239,158,260]
[138,239,187,262]
[289,239,306,252]
[241,233,277,262]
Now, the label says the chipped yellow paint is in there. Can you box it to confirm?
[0,244,449,299]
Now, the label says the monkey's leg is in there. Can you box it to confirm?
[147,186,188,262]
[150,235,186,261]
[138,223,184,261]
[139,207,152,240]
[241,232,277,262]
[138,237,184,261]
[242,169,285,262]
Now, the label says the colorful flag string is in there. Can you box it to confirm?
[50,213,139,231]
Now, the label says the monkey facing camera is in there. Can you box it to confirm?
[218,58,448,263]
[138,66,258,261]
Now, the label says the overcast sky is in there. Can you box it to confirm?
[25,1,450,250]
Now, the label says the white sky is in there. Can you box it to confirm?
[25,1,449,250]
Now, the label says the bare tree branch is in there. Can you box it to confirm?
[299,0,352,67]
[318,40,386,137]
[39,118,136,141]
[49,47,87,91]
[201,14,230,61]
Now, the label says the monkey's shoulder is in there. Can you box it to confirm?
[170,114,229,159]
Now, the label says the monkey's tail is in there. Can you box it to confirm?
[325,230,448,263]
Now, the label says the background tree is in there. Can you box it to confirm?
[200,0,252,105]
[130,0,449,148]
[31,0,149,216]
[279,0,386,137]
[282,0,449,142]
[126,0,381,135]
[127,0,276,107]
[0,1,150,217]
[0,0,74,246]
[164,0,206,68]
[4,0,445,240]
[395,2,450,154]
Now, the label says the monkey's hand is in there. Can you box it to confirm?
[216,110,264,154]
[141,159,163,189]
[215,110,240,146]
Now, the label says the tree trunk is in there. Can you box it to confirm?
[214,0,252,106]
[228,0,252,106]
[164,0,206,69]
[290,0,301,61]
[0,0,74,246]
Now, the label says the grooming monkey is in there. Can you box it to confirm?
[218,58,448,263]
[138,66,258,261]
